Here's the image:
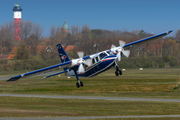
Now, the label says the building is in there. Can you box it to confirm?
[13,3,22,41]
[62,18,70,33]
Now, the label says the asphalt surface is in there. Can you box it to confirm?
[1,115,180,120]
[1,93,180,102]
[0,76,11,81]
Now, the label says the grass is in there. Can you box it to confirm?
[0,68,180,117]
[0,68,180,99]
[0,96,180,117]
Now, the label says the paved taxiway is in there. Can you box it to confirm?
[0,93,180,102]
[1,115,180,120]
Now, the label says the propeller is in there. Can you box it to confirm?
[71,52,92,73]
[111,40,130,61]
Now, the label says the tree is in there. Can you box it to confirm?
[0,21,14,54]
[71,25,81,35]
[21,20,43,40]
[175,29,180,41]
[25,34,39,56]
[82,24,91,40]
[14,41,29,59]
[49,25,56,41]
[138,30,146,38]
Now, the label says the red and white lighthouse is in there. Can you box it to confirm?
[13,3,22,41]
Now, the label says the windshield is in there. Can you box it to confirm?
[99,52,108,60]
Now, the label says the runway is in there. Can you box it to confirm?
[0,93,180,102]
[1,94,180,119]
[1,115,180,120]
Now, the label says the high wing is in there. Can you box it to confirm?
[123,30,173,48]
[7,61,71,81]
[110,30,173,61]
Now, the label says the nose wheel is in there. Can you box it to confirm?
[76,81,83,88]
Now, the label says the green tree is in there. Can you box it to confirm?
[14,41,29,60]
[138,30,146,38]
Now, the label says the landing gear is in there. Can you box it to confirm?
[115,65,122,76]
[76,81,83,88]
[115,71,119,76]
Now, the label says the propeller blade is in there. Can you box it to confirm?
[119,40,126,46]
[78,64,85,73]
[85,58,92,67]
[117,52,121,61]
[71,59,78,66]
[111,44,116,49]
[77,52,84,58]
[122,50,130,58]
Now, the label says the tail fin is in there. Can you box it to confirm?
[56,43,70,63]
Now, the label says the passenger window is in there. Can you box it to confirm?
[92,58,96,64]
[95,57,99,62]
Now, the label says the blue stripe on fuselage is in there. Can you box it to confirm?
[78,55,116,77]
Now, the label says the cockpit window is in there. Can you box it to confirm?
[106,50,111,55]
[99,52,108,60]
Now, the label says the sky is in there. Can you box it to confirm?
[1,0,179,37]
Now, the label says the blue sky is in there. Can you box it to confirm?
[1,0,179,37]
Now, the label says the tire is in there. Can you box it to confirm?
[76,82,80,88]
[80,81,83,87]
[119,70,122,75]
[115,71,119,76]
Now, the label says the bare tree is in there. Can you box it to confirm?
[82,24,91,40]
[32,23,43,39]
[175,29,180,41]
[21,20,33,40]
[21,20,43,40]
[0,21,14,54]
[71,25,81,35]
[49,25,56,41]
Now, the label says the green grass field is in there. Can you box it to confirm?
[0,96,180,117]
[0,68,180,118]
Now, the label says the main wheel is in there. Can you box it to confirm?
[76,82,80,88]
[119,70,122,75]
[80,81,83,87]
[115,71,119,76]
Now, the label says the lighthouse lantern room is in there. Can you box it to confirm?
[13,3,22,40]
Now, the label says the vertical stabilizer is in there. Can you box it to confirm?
[56,43,70,63]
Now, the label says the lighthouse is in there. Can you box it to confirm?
[13,3,22,40]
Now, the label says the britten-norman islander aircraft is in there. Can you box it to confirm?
[7,30,173,88]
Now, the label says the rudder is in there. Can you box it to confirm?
[56,43,70,63]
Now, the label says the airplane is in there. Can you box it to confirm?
[7,30,173,88]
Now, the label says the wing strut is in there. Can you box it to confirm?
[42,70,68,79]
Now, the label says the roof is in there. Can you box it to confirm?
[0,55,9,59]
[63,45,75,52]
[13,2,22,11]
[7,54,15,60]
[15,3,20,7]
[62,19,70,30]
